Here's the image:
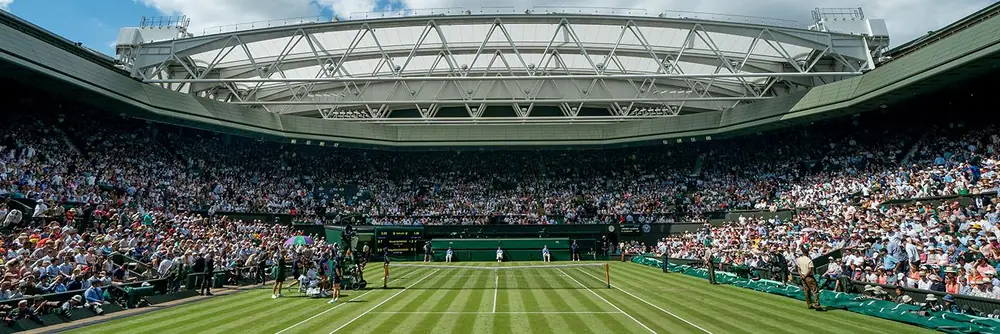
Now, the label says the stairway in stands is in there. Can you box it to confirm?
[54,119,86,155]
[152,128,195,168]
[54,128,82,155]
[360,152,378,173]
[689,153,707,177]
[899,127,935,166]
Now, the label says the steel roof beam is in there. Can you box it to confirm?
[271,79,732,115]
[235,96,760,118]
[249,76,749,102]
[234,96,762,105]
[146,72,859,84]
[203,44,783,80]
[123,13,871,121]
[275,101,723,116]
[130,14,870,71]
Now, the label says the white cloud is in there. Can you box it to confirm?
[137,0,322,35]
[401,0,995,46]
[317,0,376,19]
[0,0,13,12]
[138,0,995,46]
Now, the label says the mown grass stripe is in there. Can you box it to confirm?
[569,267,709,334]
[608,264,810,333]
[352,269,453,333]
[181,294,316,333]
[533,274,585,334]
[601,266,720,331]
[126,290,270,334]
[507,272,539,334]
[616,264,873,331]
[608,266,788,334]
[548,270,617,333]
[66,262,934,334]
[422,270,488,333]
[80,289,263,333]
[276,266,417,333]
[619,263,927,333]
[558,268,656,334]
[616,265,825,334]
[514,269,553,334]
[453,267,493,333]
[493,267,511,334]
[292,268,434,333]
[407,268,479,332]
[327,269,443,333]
[462,263,496,334]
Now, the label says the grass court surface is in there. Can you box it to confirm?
[67,262,930,334]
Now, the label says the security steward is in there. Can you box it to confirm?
[797,246,821,310]
[705,247,718,285]
[201,250,215,296]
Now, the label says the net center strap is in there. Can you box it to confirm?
[390,263,605,270]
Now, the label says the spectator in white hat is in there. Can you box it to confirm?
[919,294,942,312]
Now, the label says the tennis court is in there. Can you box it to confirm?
[66,262,929,334]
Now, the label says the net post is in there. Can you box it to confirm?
[605,263,611,289]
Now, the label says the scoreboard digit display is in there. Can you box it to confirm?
[619,224,642,235]
[376,229,423,256]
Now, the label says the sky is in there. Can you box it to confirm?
[1,0,997,56]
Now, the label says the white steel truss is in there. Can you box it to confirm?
[123,13,876,120]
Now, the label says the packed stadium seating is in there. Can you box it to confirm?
[1,72,999,321]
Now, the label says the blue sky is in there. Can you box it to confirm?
[1,0,404,55]
[2,0,997,56]
[4,0,162,54]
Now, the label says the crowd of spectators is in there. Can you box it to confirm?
[0,206,299,311]
[649,119,1000,306]
[13,107,997,226]
[2,81,1000,313]
[0,98,308,317]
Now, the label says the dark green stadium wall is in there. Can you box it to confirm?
[430,238,570,261]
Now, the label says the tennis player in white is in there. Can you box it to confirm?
[542,245,551,262]
[496,247,504,263]
[445,247,454,263]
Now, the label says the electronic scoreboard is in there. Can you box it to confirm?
[376,229,423,256]
[619,224,642,235]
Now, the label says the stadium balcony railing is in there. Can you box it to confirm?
[878,190,999,208]
[847,279,1000,316]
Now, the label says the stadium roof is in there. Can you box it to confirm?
[118,8,882,123]
[886,1,1000,61]
[4,5,1000,147]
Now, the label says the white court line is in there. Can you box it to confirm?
[492,270,499,313]
[557,269,657,334]
[576,269,713,334]
[329,269,441,333]
[369,311,622,314]
[421,274,554,278]
[275,289,379,334]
